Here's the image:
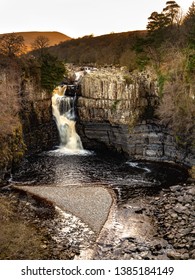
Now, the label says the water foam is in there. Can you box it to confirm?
[48,147,94,156]
[52,85,83,151]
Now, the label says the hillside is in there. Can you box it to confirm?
[48,30,147,68]
[0,31,71,51]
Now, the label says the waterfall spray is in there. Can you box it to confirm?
[52,85,83,152]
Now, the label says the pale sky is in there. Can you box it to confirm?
[0,0,193,38]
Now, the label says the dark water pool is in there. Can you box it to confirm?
[11,148,188,204]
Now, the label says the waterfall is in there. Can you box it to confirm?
[52,85,83,152]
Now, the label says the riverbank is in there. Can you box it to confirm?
[91,183,195,260]
[0,187,95,259]
[0,182,194,260]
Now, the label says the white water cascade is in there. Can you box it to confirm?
[52,85,83,153]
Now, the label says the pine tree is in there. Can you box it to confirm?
[147,12,171,33]
[163,1,181,25]
[183,1,195,27]
[147,1,180,34]
[183,1,195,48]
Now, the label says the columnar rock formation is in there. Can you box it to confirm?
[79,68,158,124]
[77,67,191,165]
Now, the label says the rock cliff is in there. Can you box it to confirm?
[77,67,192,166]
[19,79,58,154]
[0,68,57,184]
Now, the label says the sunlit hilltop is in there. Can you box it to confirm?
[0,31,71,51]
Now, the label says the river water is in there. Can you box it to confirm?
[11,148,187,204]
[10,148,189,259]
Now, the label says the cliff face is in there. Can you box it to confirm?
[19,79,58,154]
[78,68,159,125]
[77,68,191,165]
[0,68,57,184]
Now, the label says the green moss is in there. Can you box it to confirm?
[10,127,26,163]
[128,114,139,132]
[123,75,133,85]
[157,72,167,98]
[111,99,121,112]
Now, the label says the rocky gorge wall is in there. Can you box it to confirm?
[19,79,58,154]
[77,68,194,167]
[0,68,57,184]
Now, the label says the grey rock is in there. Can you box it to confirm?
[167,250,182,260]
[173,203,187,214]
[170,185,182,192]
[187,188,195,196]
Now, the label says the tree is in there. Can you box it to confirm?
[183,2,195,47]
[31,36,50,56]
[147,1,181,35]
[163,1,181,26]
[147,12,171,33]
[145,0,183,67]
[40,53,65,92]
[0,33,26,57]
[183,1,195,24]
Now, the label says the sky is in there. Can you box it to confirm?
[0,0,194,38]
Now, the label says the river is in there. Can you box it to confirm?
[11,148,187,202]
[10,146,188,259]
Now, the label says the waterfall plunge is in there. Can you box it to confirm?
[52,85,83,153]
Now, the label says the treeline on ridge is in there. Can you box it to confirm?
[48,31,147,70]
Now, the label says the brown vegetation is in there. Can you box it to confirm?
[147,1,195,151]
[0,190,76,260]
[49,30,147,67]
[0,57,21,136]
[0,195,47,259]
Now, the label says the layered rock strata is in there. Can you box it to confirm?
[77,68,193,166]
[19,79,58,154]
